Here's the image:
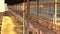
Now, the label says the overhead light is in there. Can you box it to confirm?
[40,5,44,7]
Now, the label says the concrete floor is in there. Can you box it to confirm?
[1,15,23,34]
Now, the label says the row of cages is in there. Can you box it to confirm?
[26,0,60,34]
[25,0,60,25]
[8,0,60,23]
[7,0,60,34]
[28,0,60,22]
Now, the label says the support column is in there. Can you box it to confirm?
[54,0,57,24]
[0,13,3,34]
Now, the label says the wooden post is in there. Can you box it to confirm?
[23,1,25,34]
[26,0,30,34]
[54,0,57,24]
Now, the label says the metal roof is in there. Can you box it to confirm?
[5,0,26,5]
